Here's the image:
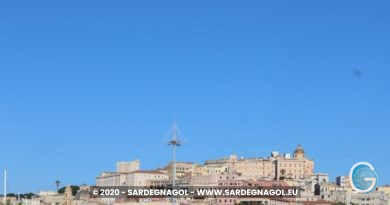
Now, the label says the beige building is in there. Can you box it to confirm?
[117,160,140,173]
[96,172,122,186]
[205,154,276,180]
[378,185,390,196]
[348,191,389,205]
[377,186,390,205]
[96,170,168,186]
[276,145,314,180]
[181,172,243,186]
[96,160,169,187]
[0,196,17,205]
[165,162,201,178]
[204,145,314,181]
[125,170,169,186]
[98,145,314,188]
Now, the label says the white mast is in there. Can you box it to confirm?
[172,123,177,188]
[167,121,183,205]
[3,169,6,205]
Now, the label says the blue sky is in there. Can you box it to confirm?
[0,0,389,193]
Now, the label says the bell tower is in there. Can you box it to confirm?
[64,185,73,205]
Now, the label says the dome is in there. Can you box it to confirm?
[294,144,305,154]
[293,144,305,159]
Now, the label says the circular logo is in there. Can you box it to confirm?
[349,162,378,193]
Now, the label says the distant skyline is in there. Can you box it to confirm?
[0,0,389,193]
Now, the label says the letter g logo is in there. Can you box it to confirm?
[349,162,378,193]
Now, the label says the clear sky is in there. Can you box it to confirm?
[0,0,389,193]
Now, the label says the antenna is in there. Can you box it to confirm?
[167,121,184,205]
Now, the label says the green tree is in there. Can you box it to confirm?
[58,185,80,195]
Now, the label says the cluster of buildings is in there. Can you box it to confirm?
[96,145,313,188]
[92,145,389,205]
[10,145,389,205]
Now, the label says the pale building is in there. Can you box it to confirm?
[125,170,169,186]
[38,191,58,196]
[205,154,276,180]
[0,196,17,205]
[276,145,314,180]
[182,172,243,186]
[117,160,140,173]
[202,164,228,175]
[377,186,390,205]
[96,159,142,186]
[96,172,122,186]
[378,185,390,196]
[204,145,314,181]
[348,191,389,205]
[96,170,169,187]
[336,176,346,187]
[39,185,79,205]
[165,162,200,178]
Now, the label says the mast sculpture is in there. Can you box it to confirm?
[167,122,183,205]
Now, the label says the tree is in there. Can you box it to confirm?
[58,185,80,195]
[280,169,286,180]
[332,203,346,205]
[55,180,61,193]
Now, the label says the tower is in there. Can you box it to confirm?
[64,185,73,205]
[294,144,305,159]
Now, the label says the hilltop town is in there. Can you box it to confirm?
[3,145,389,205]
